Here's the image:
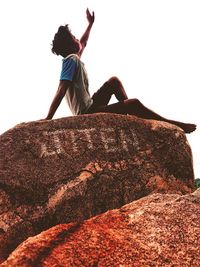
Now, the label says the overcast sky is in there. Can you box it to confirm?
[0,0,199,177]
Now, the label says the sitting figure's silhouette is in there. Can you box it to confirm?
[45,9,196,134]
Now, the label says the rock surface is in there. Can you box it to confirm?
[0,113,195,261]
[2,189,200,267]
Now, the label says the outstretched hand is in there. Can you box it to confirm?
[79,8,95,56]
[86,8,95,25]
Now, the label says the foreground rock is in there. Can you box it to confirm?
[0,114,195,261]
[2,189,200,266]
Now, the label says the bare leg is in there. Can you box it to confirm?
[124,99,196,133]
[107,76,128,101]
[92,77,128,106]
[88,98,196,133]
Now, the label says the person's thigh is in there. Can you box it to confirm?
[91,81,114,107]
[87,100,127,114]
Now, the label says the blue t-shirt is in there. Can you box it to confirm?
[60,57,77,81]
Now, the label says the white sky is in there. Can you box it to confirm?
[0,0,199,177]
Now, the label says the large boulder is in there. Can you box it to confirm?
[0,113,195,261]
[2,189,200,266]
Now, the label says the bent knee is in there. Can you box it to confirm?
[107,76,121,86]
[124,98,141,105]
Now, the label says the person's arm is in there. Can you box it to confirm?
[78,8,95,57]
[45,80,72,120]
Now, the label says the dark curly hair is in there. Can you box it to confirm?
[51,25,79,57]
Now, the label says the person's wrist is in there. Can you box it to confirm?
[45,115,52,120]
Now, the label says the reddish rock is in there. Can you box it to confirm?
[0,114,195,261]
[1,189,200,266]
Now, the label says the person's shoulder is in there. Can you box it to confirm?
[63,54,80,63]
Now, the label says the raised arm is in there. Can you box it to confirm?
[79,8,95,56]
[45,80,72,120]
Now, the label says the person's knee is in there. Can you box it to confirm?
[107,76,121,87]
[125,98,141,105]
[134,98,142,106]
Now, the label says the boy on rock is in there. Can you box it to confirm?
[46,9,196,134]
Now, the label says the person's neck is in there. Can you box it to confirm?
[63,47,80,58]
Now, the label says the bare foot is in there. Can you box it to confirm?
[176,122,197,133]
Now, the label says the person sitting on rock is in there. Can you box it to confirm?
[45,8,196,134]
